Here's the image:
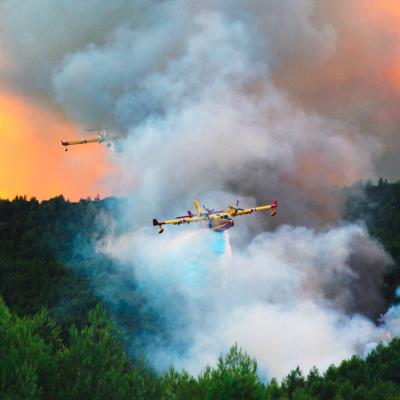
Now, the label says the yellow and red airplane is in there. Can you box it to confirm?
[61,128,119,151]
[152,199,278,234]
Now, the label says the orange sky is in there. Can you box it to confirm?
[0,90,110,201]
[375,1,400,90]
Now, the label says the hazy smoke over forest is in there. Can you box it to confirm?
[1,0,400,379]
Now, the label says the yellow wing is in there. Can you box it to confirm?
[61,137,104,151]
[152,216,205,234]
[227,200,278,217]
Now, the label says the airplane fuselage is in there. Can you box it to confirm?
[207,214,235,232]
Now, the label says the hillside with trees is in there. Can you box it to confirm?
[1,298,400,399]
[344,179,400,305]
[1,180,400,399]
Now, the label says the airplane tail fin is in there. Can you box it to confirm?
[152,219,164,233]
[61,140,69,151]
[270,199,278,216]
[193,200,202,216]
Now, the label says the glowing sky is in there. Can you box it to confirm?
[0,91,109,200]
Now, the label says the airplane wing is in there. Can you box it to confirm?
[61,139,84,146]
[227,199,278,217]
[152,216,205,233]
[61,137,104,150]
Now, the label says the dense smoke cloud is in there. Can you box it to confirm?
[0,0,387,221]
[101,225,394,379]
[1,0,399,379]
[273,0,400,180]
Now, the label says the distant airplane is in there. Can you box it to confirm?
[153,199,278,234]
[61,128,120,151]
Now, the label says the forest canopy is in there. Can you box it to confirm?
[1,180,400,399]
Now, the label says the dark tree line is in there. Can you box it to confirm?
[1,180,400,399]
[0,195,161,337]
[1,298,400,399]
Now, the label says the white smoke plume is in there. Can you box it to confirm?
[1,0,399,379]
[100,224,394,379]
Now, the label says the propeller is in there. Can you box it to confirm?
[229,200,244,212]
[203,205,215,214]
